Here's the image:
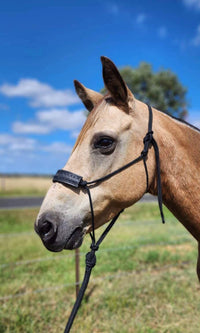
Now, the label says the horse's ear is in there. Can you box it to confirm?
[74,80,103,112]
[101,56,133,109]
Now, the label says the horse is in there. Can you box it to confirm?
[35,56,200,281]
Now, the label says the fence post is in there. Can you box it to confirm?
[75,248,80,297]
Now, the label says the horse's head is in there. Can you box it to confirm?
[35,57,156,252]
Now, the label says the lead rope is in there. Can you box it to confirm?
[64,184,123,333]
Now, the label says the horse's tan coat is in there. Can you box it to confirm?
[36,57,200,280]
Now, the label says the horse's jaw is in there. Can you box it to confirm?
[63,225,87,250]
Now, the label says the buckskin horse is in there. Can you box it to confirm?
[35,56,200,283]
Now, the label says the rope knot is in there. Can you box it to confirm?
[141,131,154,157]
[143,131,153,144]
[90,244,99,252]
[85,251,96,269]
[141,150,148,157]
[79,179,87,187]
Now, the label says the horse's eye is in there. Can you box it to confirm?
[94,137,113,148]
[93,136,116,154]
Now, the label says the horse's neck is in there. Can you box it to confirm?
[150,109,200,241]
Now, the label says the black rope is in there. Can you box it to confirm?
[142,157,149,192]
[85,186,96,244]
[64,205,123,333]
[86,155,143,186]
[96,210,123,247]
[63,249,96,333]
[151,138,165,223]
[147,104,153,133]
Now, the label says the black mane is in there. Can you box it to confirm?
[158,109,200,133]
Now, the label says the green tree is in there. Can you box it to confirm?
[103,62,188,119]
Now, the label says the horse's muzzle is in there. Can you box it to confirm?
[34,213,85,252]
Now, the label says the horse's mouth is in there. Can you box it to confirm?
[38,223,86,252]
[64,226,85,250]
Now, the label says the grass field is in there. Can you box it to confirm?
[1,203,200,333]
[0,176,51,197]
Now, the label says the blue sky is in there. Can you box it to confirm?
[0,0,200,174]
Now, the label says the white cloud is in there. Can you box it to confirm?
[37,109,85,130]
[183,0,200,10]
[0,133,73,173]
[158,26,167,39]
[70,130,81,139]
[12,122,48,135]
[0,134,37,151]
[0,78,79,108]
[12,108,86,135]
[41,142,72,154]
[136,13,147,25]
[191,24,200,46]
[0,133,72,155]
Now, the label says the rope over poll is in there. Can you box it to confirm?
[52,104,165,333]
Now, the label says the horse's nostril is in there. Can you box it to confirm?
[40,221,52,236]
[37,219,57,242]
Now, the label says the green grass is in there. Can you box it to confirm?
[1,203,200,332]
[0,208,40,234]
